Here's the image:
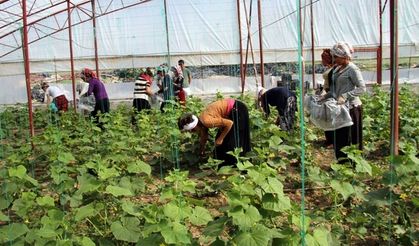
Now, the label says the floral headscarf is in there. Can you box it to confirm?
[331,42,354,59]
[82,68,97,78]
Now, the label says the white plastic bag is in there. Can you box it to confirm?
[305,95,353,131]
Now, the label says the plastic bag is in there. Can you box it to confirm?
[49,102,58,113]
[305,95,353,131]
[78,95,95,113]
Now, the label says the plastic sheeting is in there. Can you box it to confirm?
[1,0,419,70]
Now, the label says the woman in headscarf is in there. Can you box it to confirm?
[41,82,69,112]
[257,86,297,131]
[80,68,110,120]
[320,49,335,148]
[171,65,186,106]
[325,42,366,163]
[178,98,251,166]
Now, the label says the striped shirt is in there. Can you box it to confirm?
[133,78,150,100]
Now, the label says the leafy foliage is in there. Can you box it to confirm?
[0,86,417,245]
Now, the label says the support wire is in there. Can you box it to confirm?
[296,0,307,244]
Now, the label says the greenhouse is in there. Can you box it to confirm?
[0,0,418,245]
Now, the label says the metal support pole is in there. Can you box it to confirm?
[389,0,399,156]
[21,0,35,139]
[377,0,383,85]
[299,0,305,94]
[163,0,170,65]
[91,0,99,77]
[257,0,264,87]
[237,0,244,93]
[67,0,77,111]
[310,0,315,89]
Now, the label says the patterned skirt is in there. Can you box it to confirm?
[54,95,68,112]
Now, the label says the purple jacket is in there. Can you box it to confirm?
[87,78,108,100]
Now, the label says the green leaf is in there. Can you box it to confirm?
[121,200,142,217]
[365,188,392,206]
[0,212,10,222]
[0,223,29,243]
[8,165,26,179]
[189,206,212,226]
[230,205,261,229]
[111,221,141,243]
[127,160,151,176]
[330,180,355,200]
[203,217,228,237]
[348,152,372,175]
[8,166,38,186]
[136,233,164,246]
[412,197,419,208]
[163,202,189,221]
[58,152,75,164]
[36,196,55,207]
[292,215,311,232]
[77,175,101,194]
[161,222,191,245]
[98,166,120,180]
[80,237,95,246]
[75,203,97,221]
[260,177,284,195]
[262,193,290,212]
[105,185,133,197]
[37,227,58,238]
[233,224,271,246]
[304,233,316,246]
[313,227,333,245]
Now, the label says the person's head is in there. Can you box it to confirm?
[178,59,185,69]
[80,68,97,82]
[257,86,266,99]
[178,113,199,132]
[146,67,153,77]
[171,65,183,79]
[41,82,49,91]
[331,42,353,66]
[321,49,333,67]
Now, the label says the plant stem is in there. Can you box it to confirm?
[86,218,104,236]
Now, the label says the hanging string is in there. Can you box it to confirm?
[296,0,307,245]
[242,0,260,92]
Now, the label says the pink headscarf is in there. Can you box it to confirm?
[82,68,97,78]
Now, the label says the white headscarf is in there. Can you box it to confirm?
[183,115,198,131]
[331,42,354,59]
[257,86,266,98]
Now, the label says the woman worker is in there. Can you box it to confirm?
[178,98,251,166]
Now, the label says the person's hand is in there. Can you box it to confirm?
[337,96,346,105]
[215,138,223,146]
[199,150,205,157]
[317,95,326,101]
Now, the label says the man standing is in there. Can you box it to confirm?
[178,59,192,97]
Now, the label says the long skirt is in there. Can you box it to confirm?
[133,98,151,112]
[333,105,363,164]
[214,100,251,166]
[91,98,110,118]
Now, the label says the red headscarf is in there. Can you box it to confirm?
[82,68,97,78]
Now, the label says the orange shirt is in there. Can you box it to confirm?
[199,99,230,127]
[199,99,235,144]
